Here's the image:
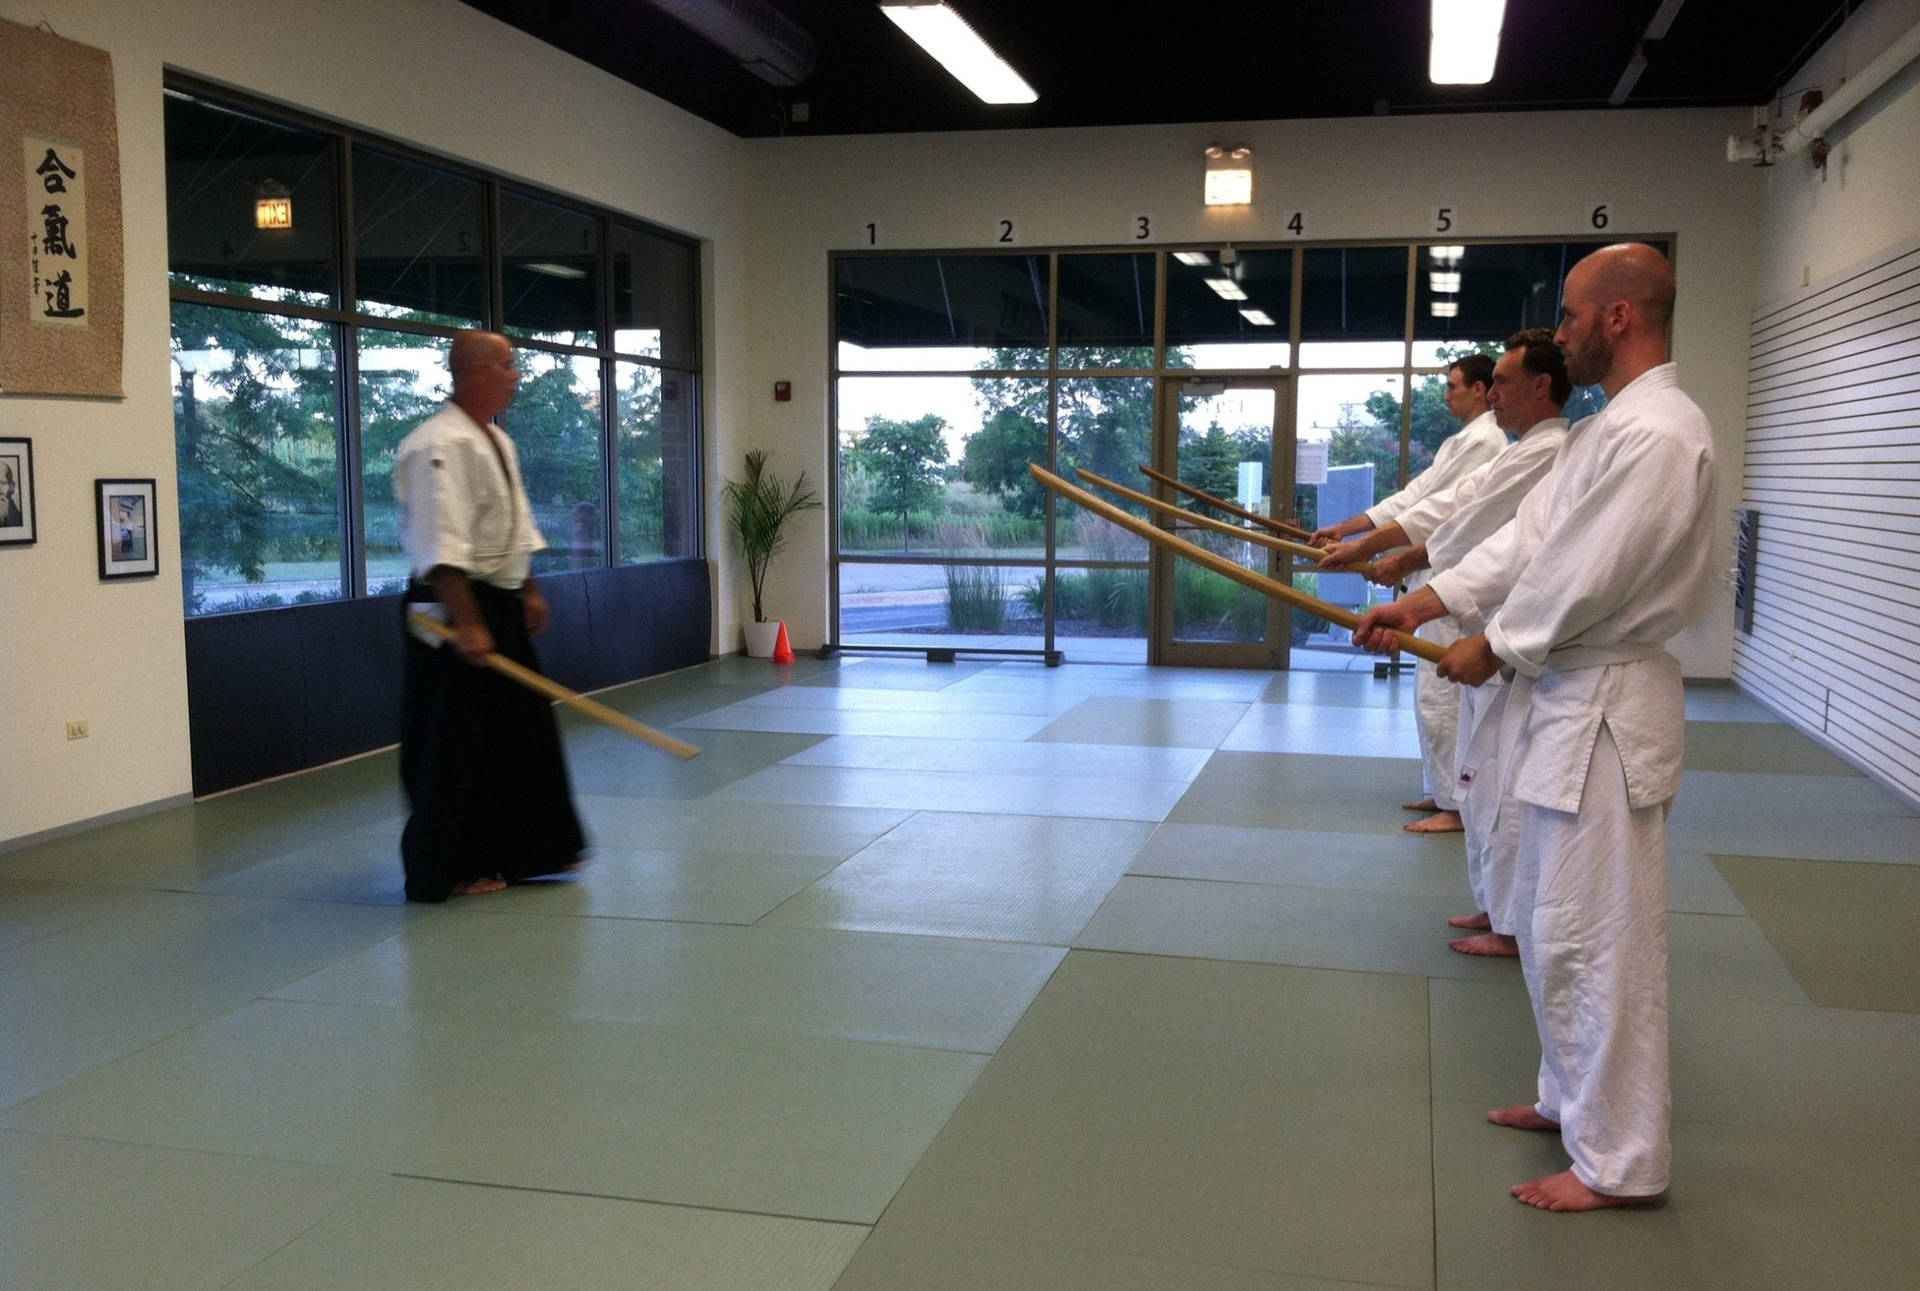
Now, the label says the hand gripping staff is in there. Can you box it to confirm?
[1136,463,1316,542]
[1027,464,1446,664]
[1074,469,1365,570]
[407,611,702,759]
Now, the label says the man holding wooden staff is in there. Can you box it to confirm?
[1321,328,1572,956]
[394,330,587,902]
[1353,244,1715,1211]
[1312,354,1507,833]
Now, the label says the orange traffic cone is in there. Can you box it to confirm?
[771,620,794,664]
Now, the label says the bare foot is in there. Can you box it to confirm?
[1402,797,1439,812]
[1448,911,1492,930]
[1511,1170,1661,1212]
[450,877,507,896]
[1450,932,1519,957]
[1487,1104,1559,1131]
[1405,810,1464,834]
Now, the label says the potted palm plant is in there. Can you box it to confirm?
[722,449,822,657]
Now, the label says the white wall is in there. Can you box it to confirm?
[0,0,751,845]
[1736,0,1920,805]
[741,108,1768,675]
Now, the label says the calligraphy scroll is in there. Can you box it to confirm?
[0,19,123,397]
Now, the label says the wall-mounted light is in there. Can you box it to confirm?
[1203,144,1252,206]
[880,2,1036,104]
[1429,271,1461,293]
[254,179,292,230]
[1430,300,1460,318]
[1430,0,1504,84]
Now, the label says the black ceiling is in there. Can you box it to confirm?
[460,1,1852,139]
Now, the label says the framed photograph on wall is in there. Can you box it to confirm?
[0,438,34,545]
[96,478,159,579]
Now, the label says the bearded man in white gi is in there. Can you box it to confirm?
[1312,354,1507,834]
[1320,328,1572,957]
[1353,244,1715,1211]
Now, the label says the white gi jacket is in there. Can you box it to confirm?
[1398,417,1570,562]
[1363,409,1507,531]
[1425,365,1716,813]
[394,403,546,591]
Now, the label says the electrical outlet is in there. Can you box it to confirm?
[66,719,89,740]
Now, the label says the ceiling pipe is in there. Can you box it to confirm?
[1776,13,1920,156]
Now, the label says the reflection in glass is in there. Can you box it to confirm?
[1057,253,1154,368]
[500,350,605,573]
[1301,246,1405,362]
[502,190,600,347]
[1297,373,1406,518]
[171,303,342,614]
[357,329,453,595]
[352,147,485,327]
[164,92,337,307]
[1053,375,1152,561]
[836,255,1048,368]
[1167,248,1291,368]
[611,223,697,365]
[617,363,699,563]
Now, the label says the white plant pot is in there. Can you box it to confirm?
[743,619,781,658]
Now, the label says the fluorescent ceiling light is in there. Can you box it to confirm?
[880,2,1037,104]
[524,262,588,279]
[1429,244,1464,262]
[1204,277,1248,301]
[1429,271,1461,293]
[1174,251,1213,266]
[1430,300,1460,317]
[1430,0,1505,84]
[1238,309,1275,326]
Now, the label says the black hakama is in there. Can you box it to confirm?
[399,580,586,902]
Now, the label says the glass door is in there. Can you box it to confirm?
[1151,375,1295,668]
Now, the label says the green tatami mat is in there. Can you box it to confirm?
[1683,721,1863,775]
[1712,854,1920,1012]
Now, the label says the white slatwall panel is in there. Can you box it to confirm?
[1736,240,1920,805]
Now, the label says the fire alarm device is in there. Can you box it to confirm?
[774,380,792,402]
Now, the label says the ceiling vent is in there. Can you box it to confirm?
[641,0,817,86]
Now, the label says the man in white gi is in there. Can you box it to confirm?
[1312,354,1506,833]
[1353,244,1715,1211]
[1320,329,1572,956]
[395,330,586,902]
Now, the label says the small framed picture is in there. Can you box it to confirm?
[96,477,159,579]
[0,437,34,546]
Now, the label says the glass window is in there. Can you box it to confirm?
[1300,246,1406,367]
[1053,375,1153,561]
[1166,248,1291,369]
[1046,564,1148,663]
[1057,253,1154,368]
[501,350,606,573]
[611,223,698,365]
[839,559,1042,650]
[172,302,342,614]
[1298,373,1407,516]
[352,147,486,327]
[357,329,452,595]
[502,189,601,347]
[616,361,700,563]
[164,92,337,307]
[836,255,1049,369]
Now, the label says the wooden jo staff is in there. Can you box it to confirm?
[1137,463,1316,542]
[1074,469,1366,571]
[1029,464,1446,664]
[408,611,702,759]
